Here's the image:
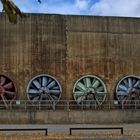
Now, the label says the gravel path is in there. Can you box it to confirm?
[0,123,139,134]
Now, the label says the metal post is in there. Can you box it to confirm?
[121,128,123,134]
[67,101,69,111]
[52,101,55,110]
[108,101,110,110]
[135,100,137,109]
[10,101,12,110]
[39,101,40,110]
[45,129,48,135]
[122,102,124,110]
[24,101,26,110]
[69,128,72,135]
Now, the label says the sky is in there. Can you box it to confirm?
[0,0,140,17]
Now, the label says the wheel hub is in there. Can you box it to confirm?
[87,87,95,94]
[39,87,50,94]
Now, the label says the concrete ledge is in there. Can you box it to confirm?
[0,110,139,124]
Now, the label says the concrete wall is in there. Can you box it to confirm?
[0,13,140,101]
[0,14,66,99]
[0,110,139,124]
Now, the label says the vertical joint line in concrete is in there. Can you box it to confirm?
[64,16,68,100]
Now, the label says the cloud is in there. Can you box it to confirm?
[75,0,90,10]
[0,0,140,17]
[90,0,140,17]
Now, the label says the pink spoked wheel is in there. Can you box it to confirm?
[0,75,17,109]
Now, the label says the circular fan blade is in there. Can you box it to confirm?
[0,76,6,86]
[33,80,41,89]
[42,77,48,87]
[73,75,107,107]
[76,82,86,92]
[116,75,140,104]
[0,75,17,109]
[27,74,62,106]
[47,81,56,89]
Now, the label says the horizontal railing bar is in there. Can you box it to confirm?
[0,128,48,135]
[69,127,124,135]
[0,100,139,110]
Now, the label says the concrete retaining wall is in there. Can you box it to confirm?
[0,110,139,124]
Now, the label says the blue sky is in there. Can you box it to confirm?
[0,0,140,17]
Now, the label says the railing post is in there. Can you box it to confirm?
[45,129,48,135]
[10,101,12,110]
[81,101,83,110]
[39,101,40,110]
[108,100,110,110]
[66,101,68,111]
[122,102,124,110]
[52,101,55,110]
[25,101,27,110]
[135,100,137,109]
[95,101,96,110]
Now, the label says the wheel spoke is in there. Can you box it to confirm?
[84,78,91,88]
[52,86,60,90]
[128,78,132,88]
[51,95,58,100]
[134,80,140,88]
[96,86,104,92]
[3,82,13,90]
[47,81,56,89]
[5,91,15,96]
[28,89,39,94]
[0,76,6,86]
[31,96,40,101]
[74,91,85,96]
[33,80,41,89]
[117,91,128,96]
[76,82,86,91]
[1,94,9,108]
[42,77,48,87]
[50,90,60,96]
[95,98,100,105]
[77,96,86,104]
[118,84,127,91]
[123,79,128,87]
[92,80,100,89]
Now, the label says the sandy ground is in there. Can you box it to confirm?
[0,124,139,139]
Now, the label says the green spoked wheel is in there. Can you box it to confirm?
[73,75,107,106]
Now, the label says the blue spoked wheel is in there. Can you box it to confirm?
[116,75,140,105]
[27,74,62,105]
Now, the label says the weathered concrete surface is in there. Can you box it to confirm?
[0,13,140,124]
[0,13,66,99]
[0,13,140,100]
[0,110,139,124]
[66,16,140,100]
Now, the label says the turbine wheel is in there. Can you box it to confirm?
[27,74,62,105]
[73,75,107,107]
[116,75,140,105]
[0,75,17,109]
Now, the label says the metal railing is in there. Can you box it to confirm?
[0,100,140,111]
